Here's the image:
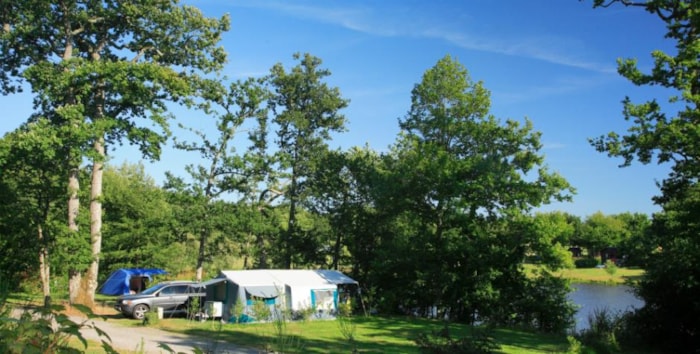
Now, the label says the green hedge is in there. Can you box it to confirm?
[574,258,599,268]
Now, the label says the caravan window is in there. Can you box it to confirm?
[311,289,336,310]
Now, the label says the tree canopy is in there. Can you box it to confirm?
[590,0,700,351]
[364,55,575,330]
[1,0,230,305]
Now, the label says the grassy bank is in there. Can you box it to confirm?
[155,316,571,353]
[524,264,645,285]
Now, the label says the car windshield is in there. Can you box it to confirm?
[139,283,167,295]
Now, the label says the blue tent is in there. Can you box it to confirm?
[99,268,167,295]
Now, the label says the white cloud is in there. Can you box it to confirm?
[543,142,567,150]
[226,0,615,74]
[495,75,612,104]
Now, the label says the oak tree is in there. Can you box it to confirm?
[267,53,349,268]
[1,1,229,305]
[589,1,700,350]
[375,55,574,329]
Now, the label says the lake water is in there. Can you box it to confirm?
[568,283,644,332]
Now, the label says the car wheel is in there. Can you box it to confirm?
[132,304,149,320]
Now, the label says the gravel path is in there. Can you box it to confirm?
[69,315,260,354]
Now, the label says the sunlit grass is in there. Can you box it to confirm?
[524,263,645,285]
[154,316,570,353]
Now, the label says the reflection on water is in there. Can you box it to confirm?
[567,283,644,332]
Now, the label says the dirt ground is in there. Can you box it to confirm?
[18,303,258,354]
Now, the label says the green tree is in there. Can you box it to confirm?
[101,163,182,277]
[305,147,382,270]
[1,0,229,305]
[589,1,700,350]
[522,212,577,269]
[0,120,89,306]
[579,212,629,259]
[170,78,268,281]
[615,212,652,266]
[268,53,349,268]
[372,55,574,329]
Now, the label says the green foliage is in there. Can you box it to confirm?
[629,182,700,351]
[366,55,574,330]
[576,307,624,354]
[566,335,583,354]
[336,302,360,353]
[0,121,92,293]
[589,1,700,351]
[251,299,272,322]
[142,307,161,327]
[267,52,349,268]
[101,163,182,276]
[2,0,230,304]
[294,305,316,322]
[229,300,246,324]
[520,212,577,270]
[604,260,618,276]
[168,78,270,279]
[415,323,501,354]
[579,212,629,256]
[188,296,202,321]
[575,258,599,269]
[0,283,117,353]
[510,270,576,333]
[615,213,652,267]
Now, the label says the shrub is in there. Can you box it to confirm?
[293,305,315,321]
[229,301,245,323]
[251,299,272,322]
[575,258,599,268]
[604,260,618,276]
[143,307,161,326]
[576,307,622,354]
[337,304,358,353]
[0,282,116,354]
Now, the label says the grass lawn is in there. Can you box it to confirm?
[6,292,571,353]
[524,263,645,285]
[152,316,570,353]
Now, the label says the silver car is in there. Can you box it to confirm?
[114,281,205,319]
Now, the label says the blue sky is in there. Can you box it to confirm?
[0,1,675,217]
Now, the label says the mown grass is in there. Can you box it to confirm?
[524,263,645,285]
[152,316,570,353]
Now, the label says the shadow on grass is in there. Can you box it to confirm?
[167,316,568,354]
[180,324,421,353]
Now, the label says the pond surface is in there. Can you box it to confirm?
[568,283,644,332]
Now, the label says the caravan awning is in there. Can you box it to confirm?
[245,285,280,299]
[200,277,227,287]
[315,270,358,285]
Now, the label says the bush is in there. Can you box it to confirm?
[575,258,599,268]
[143,307,161,326]
[576,307,622,354]
[0,280,116,354]
[604,260,618,276]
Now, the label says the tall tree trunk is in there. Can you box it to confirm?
[284,169,298,269]
[62,6,83,305]
[38,224,51,309]
[195,224,207,282]
[85,136,104,307]
[67,168,81,304]
[331,194,349,270]
[255,231,268,269]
